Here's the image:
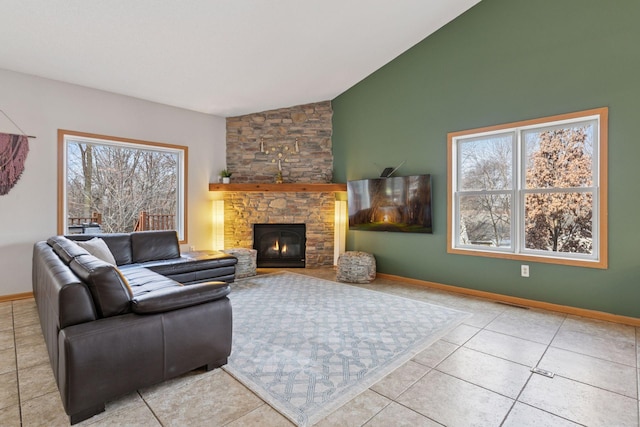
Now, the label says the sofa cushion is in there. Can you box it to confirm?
[47,236,90,265]
[69,254,133,318]
[75,237,117,265]
[118,264,180,296]
[130,281,231,314]
[142,251,237,276]
[131,230,180,263]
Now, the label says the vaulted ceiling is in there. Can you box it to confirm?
[0,0,480,116]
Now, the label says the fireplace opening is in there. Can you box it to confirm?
[253,223,306,268]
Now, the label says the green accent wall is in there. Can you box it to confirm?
[332,0,640,317]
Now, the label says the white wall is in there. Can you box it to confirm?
[0,68,226,296]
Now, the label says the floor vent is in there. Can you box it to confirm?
[531,367,555,378]
[495,301,530,309]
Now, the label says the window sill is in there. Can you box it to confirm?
[447,247,607,269]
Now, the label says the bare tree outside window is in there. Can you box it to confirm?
[58,130,187,241]
[458,134,513,247]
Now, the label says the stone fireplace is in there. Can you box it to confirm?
[216,189,340,267]
[212,100,344,268]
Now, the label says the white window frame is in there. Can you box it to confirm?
[58,129,188,242]
[447,108,608,269]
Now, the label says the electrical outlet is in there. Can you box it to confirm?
[190,245,196,252]
[521,265,530,277]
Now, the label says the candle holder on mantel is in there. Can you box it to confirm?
[259,136,300,184]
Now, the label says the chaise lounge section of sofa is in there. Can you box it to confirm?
[32,230,238,424]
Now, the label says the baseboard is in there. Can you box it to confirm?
[376,273,640,327]
[0,292,34,303]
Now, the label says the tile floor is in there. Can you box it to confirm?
[1,267,638,426]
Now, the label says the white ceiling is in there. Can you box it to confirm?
[0,0,479,117]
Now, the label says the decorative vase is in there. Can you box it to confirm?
[222,177,230,184]
[275,171,283,184]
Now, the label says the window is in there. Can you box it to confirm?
[447,108,607,268]
[58,130,188,242]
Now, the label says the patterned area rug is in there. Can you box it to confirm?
[223,272,469,426]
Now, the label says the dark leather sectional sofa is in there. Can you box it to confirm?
[32,230,238,424]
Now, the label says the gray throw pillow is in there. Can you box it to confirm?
[76,237,117,265]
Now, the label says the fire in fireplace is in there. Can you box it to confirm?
[253,223,306,268]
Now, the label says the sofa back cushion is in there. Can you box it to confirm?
[131,231,180,263]
[47,236,90,265]
[69,254,133,318]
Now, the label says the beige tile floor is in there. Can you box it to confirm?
[1,267,639,426]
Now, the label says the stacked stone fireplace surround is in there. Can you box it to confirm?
[223,101,339,267]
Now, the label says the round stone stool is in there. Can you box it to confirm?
[337,251,376,283]
[222,248,257,278]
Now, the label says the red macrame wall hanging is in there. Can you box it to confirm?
[0,109,34,196]
[0,132,29,195]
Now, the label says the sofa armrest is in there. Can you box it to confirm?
[131,281,230,314]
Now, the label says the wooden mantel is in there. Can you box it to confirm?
[209,183,346,192]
